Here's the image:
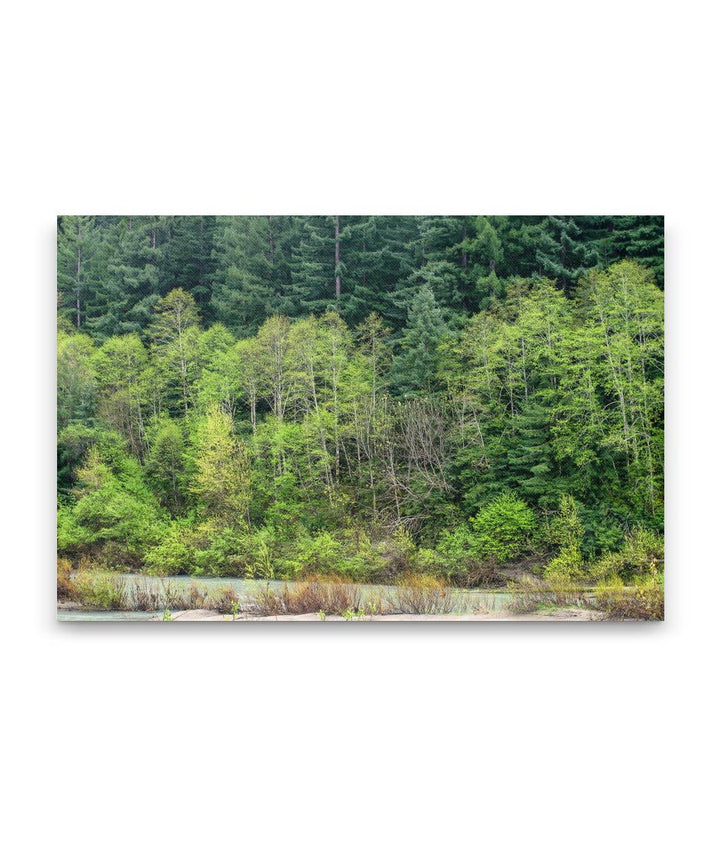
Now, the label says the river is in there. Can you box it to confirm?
[57,574,515,621]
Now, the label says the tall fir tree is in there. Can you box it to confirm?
[535,216,599,293]
[57,216,102,329]
[391,283,448,396]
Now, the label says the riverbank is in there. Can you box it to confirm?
[157,607,605,621]
[58,605,605,621]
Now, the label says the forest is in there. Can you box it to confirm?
[57,215,664,619]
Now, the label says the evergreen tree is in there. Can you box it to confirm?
[344,216,420,326]
[57,216,102,329]
[535,216,599,292]
[469,216,505,308]
[391,284,448,396]
[86,217,163,339]
[211,216,278,336]
[288,216,339,315]
[160,216,217,317]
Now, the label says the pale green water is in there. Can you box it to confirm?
[58,610,161,622]
[58,574,514,621]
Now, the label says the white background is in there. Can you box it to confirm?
[1,2,717,854]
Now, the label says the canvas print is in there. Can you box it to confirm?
[56,216,664,621]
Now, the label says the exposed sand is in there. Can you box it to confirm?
[150,608,603,622]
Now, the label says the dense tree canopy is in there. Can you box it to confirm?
[57,216,664,579]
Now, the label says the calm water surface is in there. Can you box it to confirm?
[58,574,514,620]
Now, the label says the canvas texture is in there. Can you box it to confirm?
[56,216,664,621]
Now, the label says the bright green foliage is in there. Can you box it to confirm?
[469,493,536,561]
[61,444,165,563]
[57,331,96,428]
[550,495,584,551]
[438,493,535,565]
[192,405,251,525]
[190,524,267,577]
[144,523,195,576]
[150,288,201,416]
[57,218,664,582]
[145,418,185,512]
[592,527,664,581]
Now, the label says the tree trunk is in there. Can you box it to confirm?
[75,221,82,328]
[334,215,341,299]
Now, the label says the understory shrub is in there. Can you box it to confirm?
[73,570,127,609]
[592,527,664,581]
[190,523,271,577]
[543,544,585,579]
[594,574,664,620]
[436,492,535,582]
[144,524,196,576]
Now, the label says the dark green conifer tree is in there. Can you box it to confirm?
[391,283,448,396]
[535,216,599,293]
[57,216,102,329]
[85,217,163,340]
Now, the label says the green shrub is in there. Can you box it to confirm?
[73,570,127,610]
[469,492,535,561]
[547,494,584,551]
[289,531,347,578]
[144,524,195,576]
[57,504,93,555]
[592,527,664,581]
[190,523,270,577]
[594,573,664,620]
[435,493,535,579]
[544,544,584,579]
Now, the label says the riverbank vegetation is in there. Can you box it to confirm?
[57,216,664,618]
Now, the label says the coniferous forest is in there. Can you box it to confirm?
[57,215,664,619]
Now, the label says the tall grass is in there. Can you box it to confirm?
[594,574,664,620]
[246,577,364,616]
[388,574,459,614]
[507,573,591,614]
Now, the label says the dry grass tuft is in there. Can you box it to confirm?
[508,573,591,614]
[247,577,364,616]
[389,574,458,614]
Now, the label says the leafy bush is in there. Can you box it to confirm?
[549,494,584,551]
[144,524,195,576]
[592,527,664,581]
[470,492,535,561]
[435,492,535,580]
[73,570,127,609]
[60,445,166,564]
[57,505,94,555]
[544,544,584,579]
[188,523,266,577]
[289,531,348,578]
[594,574,664,620]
